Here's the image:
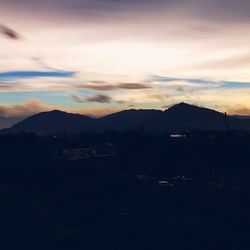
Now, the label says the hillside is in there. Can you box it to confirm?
[3,103,250,134]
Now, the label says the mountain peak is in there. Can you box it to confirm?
[166,102,197,112]
[8,109,94,134]
[40,109,68,115]
[49,109,65,113]
[34,109,86,118]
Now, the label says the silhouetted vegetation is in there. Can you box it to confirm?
[0,130,250,249]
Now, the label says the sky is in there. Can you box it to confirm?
[1,0,250,117]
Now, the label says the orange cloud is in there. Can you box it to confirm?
[0,99,53,117]
[227,106,250,116]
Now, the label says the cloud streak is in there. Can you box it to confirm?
[198,54,250,69]
[0,70,76,82]
[76,82,152,91]
[149,75,250,89]
[85,94,113,103]
[148,76,215,85]
[3,0,250,24]
[0,24,20,40]
[72,94,113,103]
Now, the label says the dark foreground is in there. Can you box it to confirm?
[0,130,250,249]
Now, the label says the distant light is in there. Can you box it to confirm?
[170,134,186,138]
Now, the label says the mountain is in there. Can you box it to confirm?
[98,109,164,132]
[2,103,250,134]
[7,110,95,134]
[0,116,27,129]
[164,103,227,130]
[97,103,229,132]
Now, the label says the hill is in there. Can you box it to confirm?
[0,115,27,129]
[8,110,95,134]
[2,103,250,134]
[164,102,226,130]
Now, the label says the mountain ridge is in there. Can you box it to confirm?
[2,103,250,134]
[0,115,28,129]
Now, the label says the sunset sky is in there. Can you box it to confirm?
[1,0,250,117]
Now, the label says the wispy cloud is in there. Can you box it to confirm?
[0,70,76,82]
[72,93,127,104]
[0,24,21,40]
[72,94,113,103]
[148,75,250,89]
[85,94,113,103]
[198,54,250,69]
[148,76,215,85]
[76,82,151,91]
[218,81,250,89]
[0,78,151,93]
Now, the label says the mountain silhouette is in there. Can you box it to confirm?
[0,115,28,129]
[98,109,164,131]
[164,102,227,130]
[2,103,250,134]
[7,110,95,134]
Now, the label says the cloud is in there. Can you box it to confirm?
[0,24,21,40]
[219,81,250,89]
[151,94,170,102]
[148,75,214,85]
[227,106,250,116]
[76,82,152,91]
[75,84,116,91]
[86,94,113,103]
[72,94,113,103]
[162,104,173,109]
[0,78,151,93]
[3,0,250,24]
[1,1,250,113]
[198,54,250,70]
[176,86,185,92]
[0,84,14,90]
[89,80,107,84]
[118,83,152,89]
[0,70,76,82]
[128,104,136,108]
[71,94,86,103]
[148,75,250,89]
[31,57,65,71]
[80,107,123,117]
[0,99,53,117]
